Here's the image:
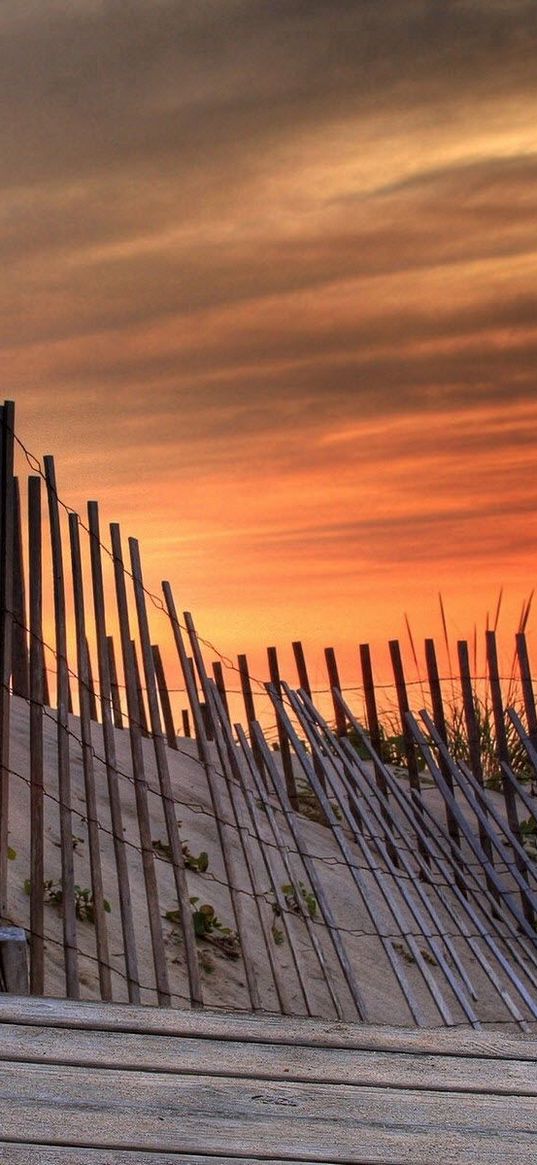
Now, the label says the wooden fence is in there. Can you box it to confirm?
[0,399,536,1030]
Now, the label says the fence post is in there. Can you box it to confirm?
[44,455,79,998]
[11,478,29,699]
[0,402,15,918]
[267,646,298,809]
[0,927,28,994]
[152,643,178,749]
[28,476,44,993]
[324,646,347,737]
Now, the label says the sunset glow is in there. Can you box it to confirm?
[3,1,537,699]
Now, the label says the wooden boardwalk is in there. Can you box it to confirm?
[0,996,536,1163]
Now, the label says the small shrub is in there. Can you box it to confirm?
[24,878,111,924]
[153,838,209,872]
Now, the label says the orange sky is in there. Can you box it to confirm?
[3,2,537,717]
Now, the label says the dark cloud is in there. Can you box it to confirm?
[2,1,536,188]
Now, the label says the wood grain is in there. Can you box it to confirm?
[0,1061,535,1163]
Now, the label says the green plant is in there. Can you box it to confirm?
[153,838,209,872]
[165,898,241,959]
[271,923,284,945]
[280,881,317,920]
[24,878,111,924]
[295,782,342,824]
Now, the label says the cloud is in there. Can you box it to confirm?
[3,1,537,656]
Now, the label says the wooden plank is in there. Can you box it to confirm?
[129,540,202,1008]
[106,635,124,729]
[110,523,170,1006]
[152,643,178,749]
[43,454,79,999]
[0,996,535,1058]
[28,476,44,994]
[87,503,140,1004]
[181,708,191,738]
[0,1022,535,1095]
[0,1062,536,1163]
[0,1151,332,1165]
[68,513,112,1001]
[10,477,29,699]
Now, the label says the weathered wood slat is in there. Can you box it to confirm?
[152,643,178,749]
[43,454,79,999]
[28,475,44,994]
[68,513,112,1001]
[129,540,202,1008]
[0,1062,536,1163]
[0,997,535,1056]
[110,524,170,1006]
[0,1151,336,1165]
[11,477,29,699]
[0,400,15,917]
[0,1022,535,1095]
[87,502,140,1004]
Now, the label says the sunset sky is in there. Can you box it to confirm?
[3,1,537,696]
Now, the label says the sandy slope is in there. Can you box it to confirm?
[4,694,536,1030]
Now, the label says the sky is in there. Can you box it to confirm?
[2,0,537,699]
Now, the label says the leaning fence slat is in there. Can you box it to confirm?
[87,502,140,1004]
[129,540,202,1008]
[182,608,264,1011]
[283,684,440,1027]
[235,718,343,1020]
[237,653,264,777]
[486,630,532,924]
[425,638,460,851]
[28,476,44,994]
[162,588,258,1011]
[337,693,537,1023]
[388,639,428,863]
[291,640,312,698]
[211,660,230,722]
[111,524,171,1006]
[181,708,191,738]
[359,643,387,798]
[85,637,99,723]
[457,638,498,898]
[106,636,124,729]
[324,647,347,738]
[516,632,537,749]
[11,478,29,699]
[413,710,537,940]
[151,644,177,750]
[267,646,298,809]
[131,639,149,738]
[69,513,112,1001]
[202,680,290,1015]
[0,401,15,917]
[43,455,79,998]
[251,712,368,1022]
